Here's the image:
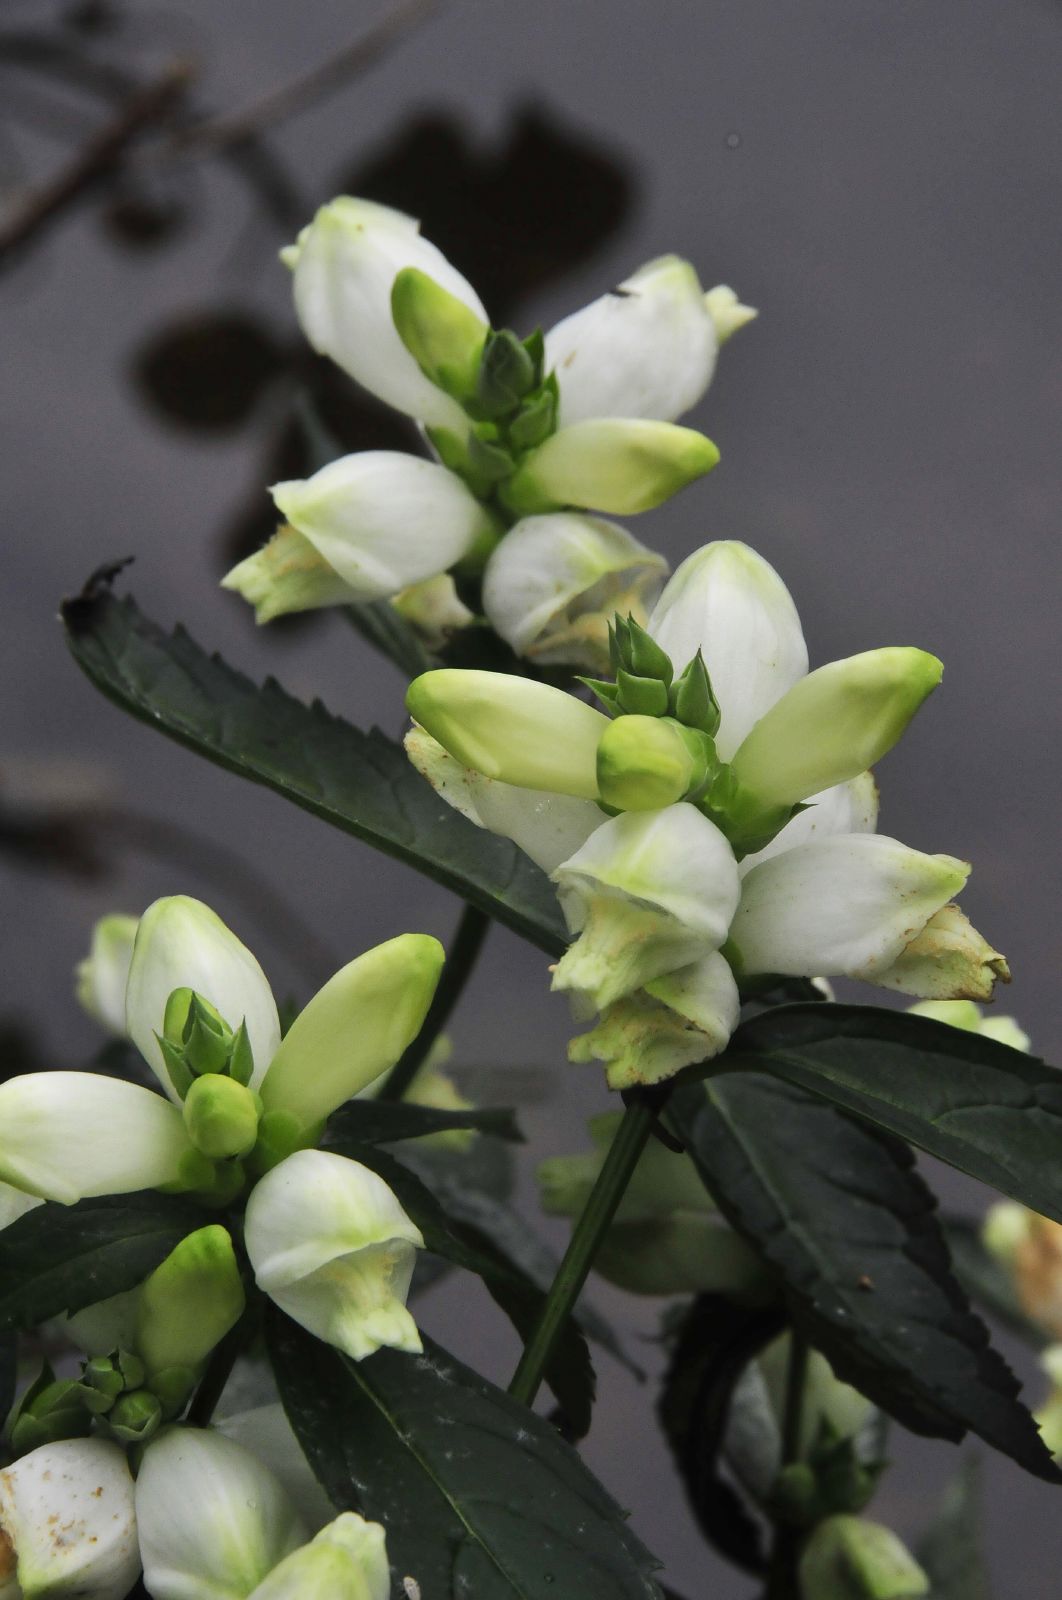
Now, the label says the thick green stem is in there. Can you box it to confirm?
[377,902,490,1104]
[766,1327,811,1599]
[508,1091,665,1408]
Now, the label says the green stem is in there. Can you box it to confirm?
[766,1327,810,1600]
[377,903,491,1104]
[508,1091,664,1408]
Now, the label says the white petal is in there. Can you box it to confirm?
[873,903,1009,1001]
[0,1181,43,1232]
[218,1406,335,1533]
[551,805,741,1009]
[0,1440,139,1600]
[547,255,717,426]
[648,541,808,758]
[272,452,495,602]
[569,951,740,1088]
[137,1428,307,1600]
[75,913,139,1035]
[482,512,667,670]
[0,1073,192,1203]
[740,772,879,874]
[731,835,970,981]
[126,896,280,1099]
[247,1515,390,1600]
[245,1150,423,1362]
[287,197,485,427]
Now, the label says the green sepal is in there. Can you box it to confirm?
[670,649,721,736]
[468,429,516,485]
[8,1372,94,1451]
[508,387,557,453]
[521,327,546,386]
[184,994,233,1076]
[156,1034,193,1101]
[251,1109,314,1174]
[162,985,195,1043]
[108,1388,162,1444]
[228,1019,255,1086]
[117,1350,146,1390]
[624,616,674,686]
[82,1357,124,1406]
[577,677,621,715]
[476,329,537,418]
[616,668,670,717]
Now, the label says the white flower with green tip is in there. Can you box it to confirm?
[244,1149,423,1362]
[406,538,1004,1081]
[0,1439,139,1600]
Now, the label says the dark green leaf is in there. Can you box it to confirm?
[326,1098,523,1147]
[668,1074,1059,1482]
[658,1294,783,1574]
[0,1333,15,1420]
[944,1215,1047,1347]
[0,1193,202,1332]
[718,1004,1062,1222]
[917,1456,994,1600]
[270,1316,662,1599]
[62,588,567,956]
[330,1143,594,1437]
[343,599,436,680]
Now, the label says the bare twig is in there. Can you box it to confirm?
[0,56,193,261]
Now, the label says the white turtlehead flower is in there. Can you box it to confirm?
[74,912,138,1034]
[223,453,498,619]
[244,1149,424,1361]
[482,512,668,671]
[282,196,485,430]
[0,1072,192,1205]
[137,1427,307,1600]
[0,1439,139,1600]
[545,254,730,427]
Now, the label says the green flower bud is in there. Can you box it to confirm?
[669,649,721,736]
[508,385,558,452]
[183,1074,261,1159]
[476,328,539,417]
[798,1516,929,1599]
[81,1357,125,1412]
[8,1374,93,1453]
[136,1225,245,1389]
[729,648,943,812]
[614,614,674,685]
[108,1389,163,1444]
[615,669,670,717]
[407,669,609,797]
[183,994,235,1076]
[502,418,720,517]
[390,266,488,403]
[596,715,709,811]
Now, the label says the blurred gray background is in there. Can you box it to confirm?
[3,1,1061,1592]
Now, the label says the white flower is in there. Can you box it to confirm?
[481,512,667,671]
[217,1406,335,1531]
[74,913,138,1034]
[244,1149,424,1362]
[0,1439,139,1600]
[283,196,485,429]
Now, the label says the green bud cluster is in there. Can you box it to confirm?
[769,1426,885,1531]
[6,1363,94,1454]
[157,987,255,1100]
[81,1350,165,1445]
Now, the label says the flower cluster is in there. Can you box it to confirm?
[406,539,1007,1086]
[222,197,754,671]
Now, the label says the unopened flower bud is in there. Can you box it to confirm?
[75,913,138,1035]
[108,1388,163,1444]
[183,1074,261,1159]
[136,1225,245,1398]
[406,669,608,797]
[669,649,721,736]
[798,1515,929,1599]
[729,648,943,813]
[475,327,542,417]
[0,1440,139,1600]
[390,266,487,403]
[503,418,720,517]
[596,716,710,811]
[909,998,1029,1052]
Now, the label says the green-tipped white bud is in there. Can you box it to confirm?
[0,1440,139,1600]
[226,452,498,612]
[875,904,1010,1001]
[183,1075,261,1159]
[482,513,667,672]
[406,669,608,797]
[245,1150,424,1361]
[391,266,487,404]
[75,913,138,1035]
[704,284,758,343]
[222,523,362,624]
[648,541,809,760]
[137,1427,307,1600]
[283,196,486,428]
[259,934,444,1132]
[799,1516,929,1599]
[539,1102,766,1296]
[503,418,720,517]
[729,648,943,813]
[914,997,1029,1054]
[569,950,740,1089]
[391,573,474,649]
[246,1514,390,1600]
[136,1226,245,1399]
[730,835,970,988]
[0,1072,193,1204]
[126,896,280,1101]
[595,715,710,811]
[545,254,719,426]
[551,804,741,1010]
